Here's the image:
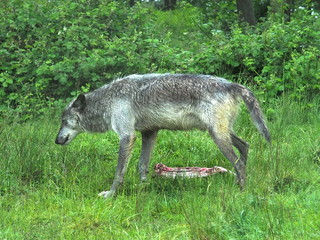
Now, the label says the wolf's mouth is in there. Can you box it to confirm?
[62,135,69,145]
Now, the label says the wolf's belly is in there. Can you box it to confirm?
[134,108,206,131]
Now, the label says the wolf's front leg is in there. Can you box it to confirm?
[99,134,136,198]
[139,130,158,182]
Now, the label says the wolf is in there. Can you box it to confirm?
[55,74,271,198]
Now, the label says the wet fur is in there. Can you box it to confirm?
[55,74,270,198]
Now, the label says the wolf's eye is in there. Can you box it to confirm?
[69,120,77,125]
[66,119,79,130]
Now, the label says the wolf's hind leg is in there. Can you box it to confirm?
[231,133,249,165]
[99,134,136,198]
[139,130,158,182]
[209,129,246,189]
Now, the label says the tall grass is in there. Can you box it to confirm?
[0,97,319,239]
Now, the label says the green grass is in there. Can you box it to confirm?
[0,97,319,239]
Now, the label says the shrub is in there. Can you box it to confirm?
[0,0,319,118]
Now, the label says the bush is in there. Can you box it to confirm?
[0,0,319,119]
[0,1,156,118]
[187,6,320,99]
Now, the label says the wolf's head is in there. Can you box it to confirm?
[55,94,86,145]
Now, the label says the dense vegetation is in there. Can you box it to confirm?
[0,97,319,239]
[0,1,319,239]
[0,0,319,119]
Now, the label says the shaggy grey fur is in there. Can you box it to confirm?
[55,74,270,198]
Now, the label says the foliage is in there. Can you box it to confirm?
[0,0,319,118]
[0,97,319,239]
[1,1,319,238]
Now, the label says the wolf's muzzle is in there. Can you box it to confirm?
[55,135,69,145]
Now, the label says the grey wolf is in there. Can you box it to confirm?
[55,74,271,198]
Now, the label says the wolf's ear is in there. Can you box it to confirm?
[72,93,86,112]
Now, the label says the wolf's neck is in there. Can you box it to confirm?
[80,106,111,133]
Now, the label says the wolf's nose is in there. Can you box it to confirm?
[55,135,68,145]
[55,136,66,145]
[55,136,62,145]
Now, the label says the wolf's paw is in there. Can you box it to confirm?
[98,190,115,198]
[140,175,148,183]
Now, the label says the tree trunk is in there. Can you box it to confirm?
[164,0,177,10]
[129,0,135,7]
[171,0,177,9]
[236,0,257,26]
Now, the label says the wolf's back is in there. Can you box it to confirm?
[234,84,271,142]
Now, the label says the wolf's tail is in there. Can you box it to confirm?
[235,84,271,142]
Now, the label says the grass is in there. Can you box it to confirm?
[0,96,319,239]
